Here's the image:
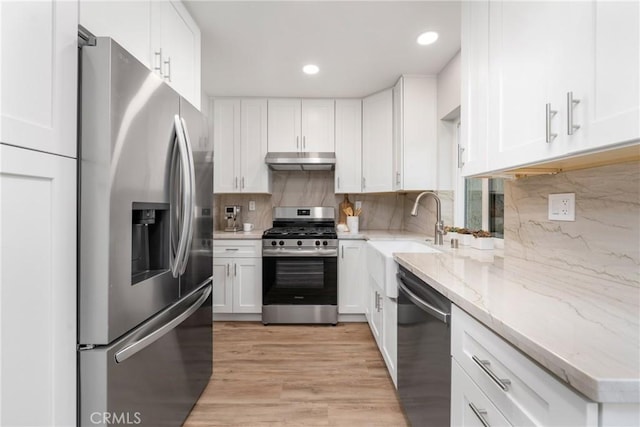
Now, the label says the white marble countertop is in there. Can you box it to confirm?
[394,247,640,403]
[213,229,264,240]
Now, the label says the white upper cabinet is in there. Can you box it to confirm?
[267,98,335,153]
[213,98,271,194]
[301,99,335,152]
[392,75,438,191]
[0,0,77,158]
[465,0,639,176]
[80,0,201,109]
[79,1,151,68]
[586,1,639,150]
[151,1,201,109]
[362,89,393,193]
[334,99,362,193]
[460,0,490,177]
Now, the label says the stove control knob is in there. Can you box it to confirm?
[315,240,320,246]
[297,240,302,246]
[271,241,277,246]
[279,240,284,246]
[322,241,328,246]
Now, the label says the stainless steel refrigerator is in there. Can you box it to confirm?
[78,38,213,427]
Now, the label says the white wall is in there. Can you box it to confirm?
[436,51,461,193]
[437,50,461,120]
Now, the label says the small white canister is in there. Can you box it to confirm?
[346,216,359,234]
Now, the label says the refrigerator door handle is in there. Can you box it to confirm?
[178,116,196,275]
[114,282,212,363]
[170,115,193,278]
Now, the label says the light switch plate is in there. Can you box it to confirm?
[548,193,575,221]
[249,201,256,212]
[355,201,362,210]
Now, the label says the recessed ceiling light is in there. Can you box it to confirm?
[303,64,319,75]
[417,31,439,46]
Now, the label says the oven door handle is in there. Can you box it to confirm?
[262,248,338,257]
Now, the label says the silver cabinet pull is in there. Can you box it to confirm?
[374,291,379,310]
[362,176,366,189]
[458,145,465,169]
[303,136,306,149]
[225,248,239,252]
[241,176,245,189]
[567,91,580,135]
[341,246,344,259]
[296,136,300,150]
[234,263,237,276]
[226,263,230,276]
[468,403,491,427]
[472,355,511,391]
[235,177,238,189]
[545,103,558,143]
[378,293,383,312]
[164,57,172,82]
[154,49,163,75]
[395,171,400,185]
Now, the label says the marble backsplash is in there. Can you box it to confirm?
[213,171,452,235]
[504,161,640,287]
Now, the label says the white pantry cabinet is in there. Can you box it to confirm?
[79,1,152,68]
[0,0,77,158]
[213,98,271,194]
[267,99,335,153]
[338,240,366,314]
[392,75,438,191]
[212,240,262,314]
[362,89,393,193]
[334,99,363,193]
[0,144,77,427]
[80,0,201,109]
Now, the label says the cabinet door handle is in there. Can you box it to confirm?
[241,177,245,189]
[472,355,511,391]
[458,145,465,169]
[341,246,344,258]
[225,248,239,252]
[545,103,558,143]
[235,177,238,189]
[154,49,163,75]
[396,171,401,185]
[362,177,366,189]
[337,177,340,189]
[378,293,383,312]
[567,91,580,135]
[303,136,306,149]
[164,57,172,82]
[296,136,300,150]
[234,263,237,276]
[226,263,230,276]
[468,403,491,427]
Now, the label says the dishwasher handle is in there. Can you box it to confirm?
[398,278,450,324]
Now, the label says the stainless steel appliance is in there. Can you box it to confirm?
[78,38,213,427]
[397,266,452,426]
[265,151,336,171]
[262,207,338,324]
[224,205,242,231]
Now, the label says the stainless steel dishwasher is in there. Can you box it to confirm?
[397,265,451,426]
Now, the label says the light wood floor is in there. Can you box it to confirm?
[183,321,409,426]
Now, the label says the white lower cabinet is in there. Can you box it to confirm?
[338,240,366,314]
[0,144,77,426]
[451,305,598,426]
[381,293,397,386]
[212,240,262,314]
[452,360,513,427]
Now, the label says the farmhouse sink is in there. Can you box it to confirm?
[366,240,440,298]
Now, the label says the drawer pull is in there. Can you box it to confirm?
[472,355,511,391]
[469,403,491,427]
[225,248,239,251]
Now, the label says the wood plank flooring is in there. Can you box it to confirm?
[183,321,409,426]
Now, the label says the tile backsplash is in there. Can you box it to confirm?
[504,161,639,287]
[213,171,452,235]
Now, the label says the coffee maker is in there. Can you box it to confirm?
[224,205,242,232]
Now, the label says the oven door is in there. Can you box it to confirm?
[263,255,337,305]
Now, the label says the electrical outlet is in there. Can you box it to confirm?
[355,201,362,210]
[548,193,575,221]
[249,201,256,212]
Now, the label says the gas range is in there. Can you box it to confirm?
[262,207,337,253]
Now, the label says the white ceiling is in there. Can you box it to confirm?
[183,1,462,98]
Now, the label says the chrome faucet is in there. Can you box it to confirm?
[410,191,444,245]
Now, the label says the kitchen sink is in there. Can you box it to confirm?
[366,240,440,298]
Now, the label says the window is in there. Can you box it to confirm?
[464,178,504,238]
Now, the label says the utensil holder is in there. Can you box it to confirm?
[346,216,359,234]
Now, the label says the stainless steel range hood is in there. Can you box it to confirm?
[265,152,336,171]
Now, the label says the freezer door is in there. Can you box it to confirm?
[79,281,212,427]
[80,38,183,344]
[179,98,213,296]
